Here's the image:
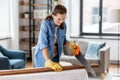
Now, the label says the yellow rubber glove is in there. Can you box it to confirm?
[69,41,80,56]
[45,59,63,72]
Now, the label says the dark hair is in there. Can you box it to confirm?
[52,4,67,16]
[45,4,67,29]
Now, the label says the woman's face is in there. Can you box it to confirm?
[53,13,66,26]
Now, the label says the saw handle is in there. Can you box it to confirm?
[69,41,81,56]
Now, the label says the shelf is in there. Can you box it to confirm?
[20,38,37,45]
[19,13,46,20]
[19,1,29,6]
[32,30,39,32]
[19,26,40,32]
[20,39,29,45]
[19,13,24,18]
[20,41,37,46]
[19,0,52,59]
[19,16,29,19]
[20,1,47,7]
[20,25,39,28]
[20,30,40,32]
[19,26,28,32]
[33,3,47,7]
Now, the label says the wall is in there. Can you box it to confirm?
[0,0,19,50]
[0,39,11,48]
[61,0,80,38]
[0,0,10,36]
[0,0,11,49]
[9,0,19,50]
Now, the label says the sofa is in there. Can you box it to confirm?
[60,40,110,79]
[0,45,26,70]
[32,40,110,79]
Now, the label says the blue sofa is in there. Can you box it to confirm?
[0,45,26,70]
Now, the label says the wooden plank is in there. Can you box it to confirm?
[0,65,98,76]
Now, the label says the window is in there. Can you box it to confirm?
[102,7,107,22]
[102,0,120,34]
[92,7,99,24]
[0,0,10,38]
[77,0,120,36]
[82,0,100,33]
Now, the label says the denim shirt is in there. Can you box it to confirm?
[34,19,67,67]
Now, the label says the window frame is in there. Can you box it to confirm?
[79,0,119,37]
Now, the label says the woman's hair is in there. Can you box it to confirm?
[52,4,67,16]
[45,4,67,29]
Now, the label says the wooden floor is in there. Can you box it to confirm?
[26,60,33,68]
[109,64,120,74]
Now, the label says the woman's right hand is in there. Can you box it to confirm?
[45,59,63,72]
[69,41,80,56]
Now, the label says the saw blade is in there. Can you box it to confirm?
[75,53,96,77]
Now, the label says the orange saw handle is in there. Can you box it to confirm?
[72,45,80,56]
[69,41,81,56]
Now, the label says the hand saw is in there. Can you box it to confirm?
[70,41,96,77]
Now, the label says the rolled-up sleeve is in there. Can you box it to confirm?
[38,21,48,50]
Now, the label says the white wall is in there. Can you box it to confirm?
[0,0,11,49]
[70,0,80,37]
[61,0,80,38]
[9,0,19,50]
[0,39,11,48]
[0,0,10,36]
[0,0,19,50]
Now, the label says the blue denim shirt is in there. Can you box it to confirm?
[34,19,67,67]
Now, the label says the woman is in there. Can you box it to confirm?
[34,4,69,72]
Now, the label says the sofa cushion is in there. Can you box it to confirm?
[9,59,25,69]
[60,55,99,66]
[85,42,106,58]
[85,56,100,64]
[60,55,83,66]
[0,52,4,57]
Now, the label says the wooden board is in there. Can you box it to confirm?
[0,65,98,76]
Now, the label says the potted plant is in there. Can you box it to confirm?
[54,0,58,5]
[24,11,29,18]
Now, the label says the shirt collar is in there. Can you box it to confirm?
[50,19,60,30]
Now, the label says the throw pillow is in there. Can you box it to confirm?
[85,42,106,58]
[0,52,4,57]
